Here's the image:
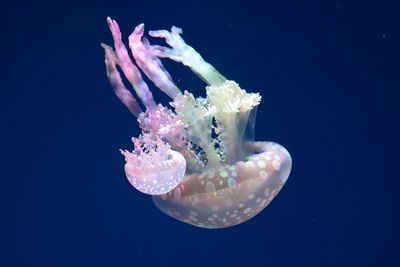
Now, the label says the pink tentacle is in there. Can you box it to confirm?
[106,17,156,110]
[101,44,142,117]
[128,24,181,99]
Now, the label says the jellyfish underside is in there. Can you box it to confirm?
[102,17,292,228]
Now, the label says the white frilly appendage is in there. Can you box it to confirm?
[147,26,227,86]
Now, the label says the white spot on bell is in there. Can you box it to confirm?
[205,181,216,193]
[272,160,281,171]
[243,207,252,214]
[260,170,269,180]
[257,160,266,168]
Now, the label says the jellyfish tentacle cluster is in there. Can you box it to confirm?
[102,17,292,228]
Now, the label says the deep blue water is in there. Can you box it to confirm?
[1,0,399,266]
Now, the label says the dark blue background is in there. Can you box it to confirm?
[1,0,398,266]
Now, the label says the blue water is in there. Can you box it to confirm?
[1,0,398,266]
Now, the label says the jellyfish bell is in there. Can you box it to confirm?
[153,141,291,228]
[122,149,186,196]
[120,135,186,195]
[102,17,292,228]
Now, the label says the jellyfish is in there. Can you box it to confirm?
[101,17,292,228]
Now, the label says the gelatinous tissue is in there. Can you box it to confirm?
[101,17,292,228]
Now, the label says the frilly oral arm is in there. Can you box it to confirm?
[105,17,156,111]
[101,43,143,117]
[146,26,227,86]
[128,24,182,99]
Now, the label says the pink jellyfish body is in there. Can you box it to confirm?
[121,135,186,195]
[102,17,292,228]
